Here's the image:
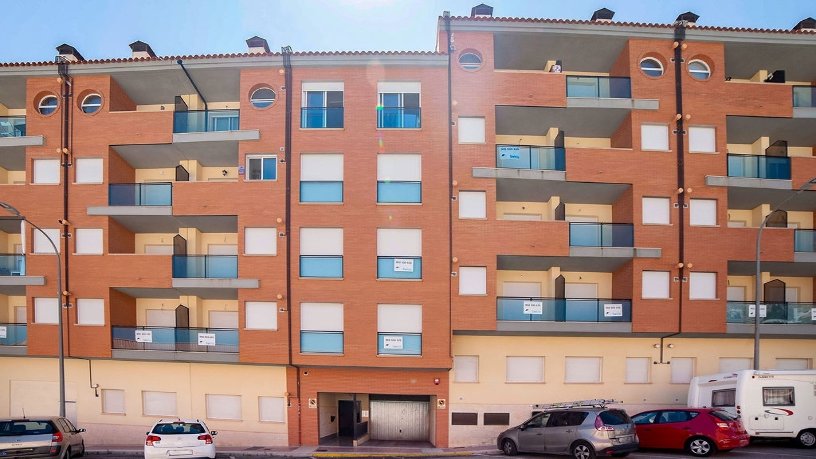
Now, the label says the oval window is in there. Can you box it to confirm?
[250,87,277,109]
[38,95,59,115]
[688,60,711,81]
[640,58,663,77]
[80,94,103,114]
[458,52,482,71]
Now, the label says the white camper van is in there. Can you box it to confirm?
[688,369,816,448]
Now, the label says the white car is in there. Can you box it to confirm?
[144,419,216,459]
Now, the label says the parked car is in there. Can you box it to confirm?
[497,401,638,459]
[632,408,749,457]
[144,419,216,459]
[0,417,85,459]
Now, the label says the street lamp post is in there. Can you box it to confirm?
[0,201,65,417]
[754,178,816,370]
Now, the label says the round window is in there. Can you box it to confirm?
[458,51,483,71]
[250,87,277,109]
[80,94,103,114]
[640,58,663,77]
[688,60,711,81]
[38,95,59,115]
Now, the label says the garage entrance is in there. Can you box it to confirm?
[369,395,430,441]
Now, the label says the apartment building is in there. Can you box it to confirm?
[1,3,815,449]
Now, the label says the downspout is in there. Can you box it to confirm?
[443,11,453,362]
[57,57,72,364]
[176,60,208,124]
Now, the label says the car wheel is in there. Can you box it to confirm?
[501,439,518,456]
[686,437,715,457]
[797,429,816,448]
[62,447,72,459]
[571,441,596,459]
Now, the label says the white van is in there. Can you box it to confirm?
[688,369,816,448]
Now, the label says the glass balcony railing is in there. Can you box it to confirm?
[377,107,421,128]
[377,181,421,203]
[172,255,238,278]
[569,223,634,247]
[0,116,26,137]
[300,255,343,278]
[567,76,631,99]
[111,326,238,352]
[109,183,172,206]
[0,323,27,346]
[301,107,344,128]
[726,302,816,325]
[300,181,343,203]
[795,230,816,252]
[793,86,816,108]
[496,145,566,171]
[727,154,791,180]
[173,110,239,133]
[497,297,632,322]
[377,332,422,355]
[0,254,25,276]
[377,256,422,279]
[300,331,344,353]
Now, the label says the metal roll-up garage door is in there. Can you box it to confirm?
[370,400,429,441]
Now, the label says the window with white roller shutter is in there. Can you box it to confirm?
[565,357,602,383]
[300,154,344,203]
[377,154,421,203]
[259,396,285,422]
[690,272,717,299]
[245,302,277,330]
[33,229,61,254]
[719,357,752,373]
[458,117,485,144]
[625,357,650,383]
[459,267,487,295]
[245,228,277,255]
[642,271,670,299]
[75,229,103,254]
[142,391,176,416]
[301,303,343,332]
[377,304,422,333]
[506,356,544,383]
[454,356,479,383]
[376,229,421,256]
[102,389,125,414]
[689,126,716,153]
[642,197,670,225]
[77,298,104,325]
[206,394,241,420]
[690,199,717,226]
[33,159,60,184]
[300,228,343,256]
[75,158,103,183]
[671,357,695,383]
[34,297,59,324]
[209,310,238,329]
[459,191,486,219]
[641,124,669,151]
[775,358,810,370]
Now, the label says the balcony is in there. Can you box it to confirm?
[111,326,238,361]
[0,254,43,294]
[792,86,816,118]
[173,110,239,133]
[496,145,565,171]
[567,76,631,99]
[377,181,421,204]
[300,181,343,203]
[377,107,421,129]
[0,254,24,276]
[727,154,791,180]
[727,302,815,325]
[0,116,42,150]
[795,230,816,252]
[301,107,344,128]
[300,255,343,278]
[172,255,237,279]
[377,332,421,356]
[569,223,634,247]
[0,116,25,137]
[377,256,422,280]
[496,297,632,333]
[0,324,26,355]
[300,331,343,354]
[109,183,172,206]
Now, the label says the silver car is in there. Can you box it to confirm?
[497,407,638,458]
[0,417,86,459]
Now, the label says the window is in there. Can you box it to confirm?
[75,158,103,183]
[301,82,343,128]
[719,357,752,373]
[641,124,669,151]
[451,413,478,425]
[142,391,177,416]
[37,95,59,115]
[658,411,692,423]
[377,228,422,279]
[484,413,510,426]
[259,396,285,422]
[300,154,343,203]
[626,357,650,383]
[670,357,695,383]
[689,126,716,153]
[453,356,478,383]
[688,60,711,80]
[690,199,717,226]
[33,159,60,184]
[712,389,736,407]
[459,191,486,219]
[377,154,421,204]
[458,117,485,144]
[300,303,343,353]
[102,389,125,414]
[642,197,670,225]
[244,228,277,255]
[75,228,103,254]
[378,82,421,128]
[640,58,663,77]
[77,298,104,325]
[299,228,343,278]
[246,155,277,181]
[377,304,422,355]
[689,272,717,300]
[763,387,794,406]
[642,271,670,299]
[245,301,277,330]
[34,298,58,324]
[206,394,241,420]
[506,356,544,383]
[549,411,589,427]
[33,228,61,254]
[250,87,276,109]
[458,50,482,71]
[565,357,602,383]
[459,266,487,295]
[775,358,811,370]
[80,94,102,114]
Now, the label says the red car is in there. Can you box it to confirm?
[631,408,749,457]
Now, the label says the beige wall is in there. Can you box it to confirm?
[497,270,612,298]
[496,201,555,221]
[727,139,812,158]
[564,204,612,222]
[0,295,25,323]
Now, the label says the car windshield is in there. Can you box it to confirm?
[599,410,631,425]
[0,421,55,436]
[709,410,738,421]
[151,423,206,435]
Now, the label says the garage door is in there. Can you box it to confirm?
[370,400,429,441]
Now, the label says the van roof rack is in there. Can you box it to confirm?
[532,399,621,410]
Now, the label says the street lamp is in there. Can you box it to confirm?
[754,177,816,370]
[0,201,65,416]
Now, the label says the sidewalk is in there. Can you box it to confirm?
[86,444,499,458]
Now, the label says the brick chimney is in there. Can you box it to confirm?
[246,36,271,54]
[591,8,615,23]
[471,3,493,18]
[675,11,700,26]
[56,44,84,62]
[129,41,157,59]
[793,17,816,32]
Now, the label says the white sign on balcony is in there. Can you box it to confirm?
[523,301,543,315]
[604,304,623,317]
[198,333,216,346]
[393,258,414,272]
[748,305,767,318]
[498,146,521,160]
[135,330,153,343]
[383,335,404,350]
[0,326,6,339]
[811,307,816,321]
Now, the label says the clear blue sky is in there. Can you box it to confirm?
[2,0,813,62]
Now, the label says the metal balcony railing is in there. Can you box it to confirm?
[377,107,421,128]
[567,76,631,99]
[109,183,172,206]
[792,86,816,108]
[726,302,816,325]
[569,223,634,247]
[173,109,239,133]
[377,332,421,355]
[172,255,238,278]
[301,107,344,128]
[0,323,26,346]
[299,255,343,278]
[496,145,566,171]
[727,154,791,180]
[0,116,25,137]
[377,256,422,279]
[497,297,632,322]
[111,326,238,352]
[0,254,25,276]
[794,230,816,252]
[377,181,421,203]
[300,181,343,203]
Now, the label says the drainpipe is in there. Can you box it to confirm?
[57,56,72,379]
[176,60,208,125]
[443,11,454,363]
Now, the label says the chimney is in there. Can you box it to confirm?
[591,8,615,22]
[56,43,84,62]
[675,11,700,26]
[246,36,271,54]
[470,3,493,18]
[129,41,156,59]
[793,17,816,32]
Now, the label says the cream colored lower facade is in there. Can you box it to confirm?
[448,335,816,447]
[0,357,289,447]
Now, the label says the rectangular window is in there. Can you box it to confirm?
[506,356,544,383]
[259,396,285,422]
[484,413,510,426]
[775,358,811,370]
[142,391,177,416]
[75,228,103,254]
[642,271,670,299]
[33,228,61,254]
[458,117,485,144]
[300,303,343,353]
[689,126,716,153]
[451,413,478,425]
[34,298,58,324]
[670,357,695,384]
[102,389,125,414]
[459,266,487,295]
[209,310,238,329]
[33,159,60,184]
[378,82,421,128]
[625,357,650,383]
[565,357,602,383]
[453,356,478,383]
[763,387,795,406]
[377,304,422,355]
[642,197,670,225]
[244,228,277,255]
[377,154,421,203]
[377,228,422,279]
[77,298,105,326]
[299,228,343,278]
[300,154,343,203]
[302,82,343,128]
[712,389,736,407]
[245,301,277,330]
[75,158,103,184]
[246,155,277,181]
[719,357,752,373]
[690,272,717,300]
[459,191,486,219]
[206,394,242,420]
[641,124,669,151]
[690,199,717,226]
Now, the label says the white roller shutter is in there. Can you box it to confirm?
[33,229,61,254]
[245,302,277,330]
[378,82,421,93]
[75,158,103,184]
[565,357,602,383]
[506,356,544,382]
[75,229,103,254]
[77,299,104,325]
[102,389,125,414]
[689,126,716,153]
[690,199,717,226]
[625,357,650,383]
[458,117,485,144]
[145,309,175,327]
[206,394,241,420]
[641,124,669,151]
[34,297,59,324]
[377,154,421,181]
[690,272,717,299]
[301,154,343,181]
[245,228,277,255]
[300,228,343,255]
[453,356,479,383]
[671,357,695,383]
[459,267,487,295]
[301,303,343,331]
[642,197,670,225]
[33,159,60,184]
[642,271,670,299]
[377,304,422,333]
[502,282,541,297]
[259,396,285,422]
[459,191,486,219]
[209,311,238,329]
[719,357,752,373]
[142,391,176,416]
[775,358,810,370]
[377,229,421,256]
